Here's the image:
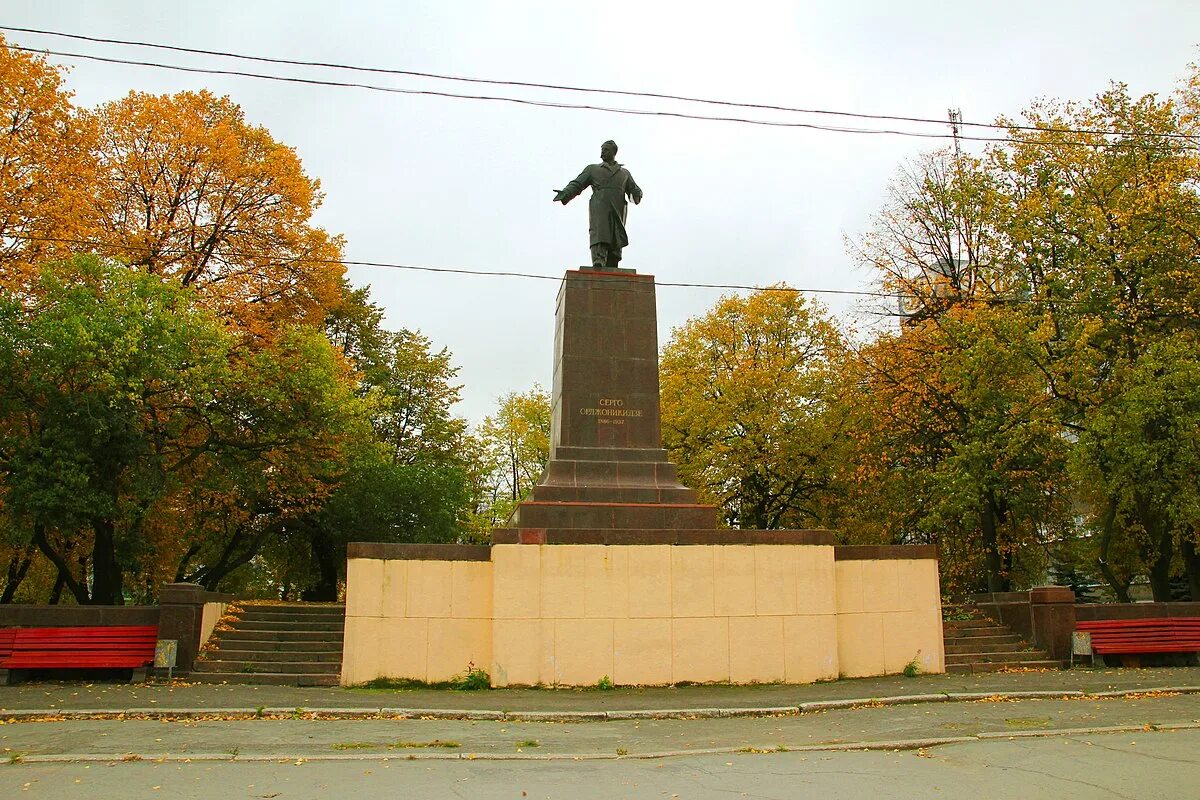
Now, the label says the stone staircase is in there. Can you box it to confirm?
[943,616,1063,674]
[192,602,344,686]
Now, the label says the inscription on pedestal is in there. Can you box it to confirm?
[580,397,644,426]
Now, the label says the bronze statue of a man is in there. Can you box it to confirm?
[553,140,643,270]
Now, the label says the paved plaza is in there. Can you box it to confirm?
[1,667,1197,798]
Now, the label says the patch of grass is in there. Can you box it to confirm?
[7,751,24,764]
[350,676,448,691]
[1005,717,1052,729]
[516,739,540,749]
[595,675,615,691]
[615,747,628,756]
[351,665,491,692]
[390,740,460,749]
[253,705,266,719]
[736,745,790,754]
[331,742,381,751]
[239,663,260,674]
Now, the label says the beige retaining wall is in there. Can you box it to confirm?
[341,542,942,687]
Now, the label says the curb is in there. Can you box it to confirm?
[2,686,1196,723]
[7,722,1198,765]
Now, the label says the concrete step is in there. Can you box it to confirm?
[236,612,347,625]
[205,648,343,663]
[215,629,343,643]
[193,659,341,675]
[946,660,1064,674]
[224,619,344,632]
[943,625,1011,638]
[205,638,344,653]
[945,638,1022,652]
[942,618,999,630]
[944,641,1028,655]
[238,603,346,615]
[946,650,1049,665]
[186,671,341,687]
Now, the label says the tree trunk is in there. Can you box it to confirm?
[1146,531,1173,602]
[302,529,341,602]
[48,570,66,605]
[89,517,125,605]
[0,544,34,604]
[1182,535,1200,603]
[1138,499,1173,603]
[32,524,91,604]
[1096,500,1133,603]
[981,497,1004,593]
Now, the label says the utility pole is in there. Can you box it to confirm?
[948,107,963,159]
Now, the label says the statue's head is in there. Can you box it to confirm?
[600,140,618,162]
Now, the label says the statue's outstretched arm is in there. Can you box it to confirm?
[553,167,592,204]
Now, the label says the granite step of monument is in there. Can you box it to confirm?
[512,501,719,530]
[223,619,344,632]
[541,459,686,490]
[945,649,1050,665]
[193,659,341,674]
[529,484,698,505]
[945,659,1064,674]
[204,648,343,663]
[187,671,341,686]
[216,629,345,643]
[490,527,833,545]
[551,446,672,463]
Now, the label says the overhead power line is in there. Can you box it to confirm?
[5,44,999,143]
[3,232,897,298]
[3,24,1197,144]
[9,233,1196,316]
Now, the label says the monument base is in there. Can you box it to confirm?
[340,539,945,687]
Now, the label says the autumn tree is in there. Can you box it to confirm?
[84,89,344,334]
[0,255,229,604]
[468,388,551,533]
[0,35,95,287]
[837,307,1072,595]
[277,283,473,600]
[0,255,365,603]
[991,74,1200,600]
[659,288,847,529]
[851,148,1007,321]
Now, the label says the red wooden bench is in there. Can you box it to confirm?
[1075,618,1200,658]
[0,626,158,682]
[0,628,15,662]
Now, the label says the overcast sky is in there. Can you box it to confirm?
[4,1,1198,422]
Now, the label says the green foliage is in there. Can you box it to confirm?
[452,663,491,691]
[660,288,847,529]
[596,675,615,691]
[467,387,551,534]
[902,655,922,678]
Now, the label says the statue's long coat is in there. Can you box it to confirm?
[557,161,643,247]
